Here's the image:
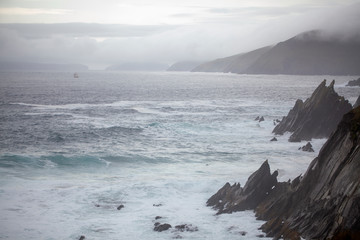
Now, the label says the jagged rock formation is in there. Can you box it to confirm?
[298,142,314,152]
[207,160,278,214]
[346,77,360,87]
[273,80,352,142]
[208,106,360,239]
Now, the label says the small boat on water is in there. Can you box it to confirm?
[74,73,79,78]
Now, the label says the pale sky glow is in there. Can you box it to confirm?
[0,0,359,69]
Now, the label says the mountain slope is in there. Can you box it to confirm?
[193,30,360,75]
[167,61,204,72]
[247,31,360,75]
[191,46,270,73]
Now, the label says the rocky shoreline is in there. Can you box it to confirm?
[208,80,360,239]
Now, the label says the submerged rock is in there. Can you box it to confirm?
[273,80,352,142]
[174,224,199,232]
[299,142,314,152]
[255,116,265,122]
[209,106,360,239]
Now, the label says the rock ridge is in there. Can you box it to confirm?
[273,79,352,142]
[208,106,360,239]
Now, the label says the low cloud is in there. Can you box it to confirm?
[0,23,179,39]
[0,2,359,69]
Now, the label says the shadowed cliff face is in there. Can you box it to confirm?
[208,107,360,239]
[273,79,352,142]
[354,95,360,108]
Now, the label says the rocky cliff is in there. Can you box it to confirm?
[272,80,352,142]
[208,106,360,239]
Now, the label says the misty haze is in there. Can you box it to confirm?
[0,1,360,239]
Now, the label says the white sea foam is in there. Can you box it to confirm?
[0,71,358,239]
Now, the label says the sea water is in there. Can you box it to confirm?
[0,71,358,240]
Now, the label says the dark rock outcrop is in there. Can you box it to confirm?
[174,224,199,232]
[299,142,314,152]
[154,223,172,232]
[208,106,360,239]
[346,77,360,87]
[273,80,352,142]
[255,116,265,122]
[270,137,278,142]
[117,204,124,210]
[207,160,278,214]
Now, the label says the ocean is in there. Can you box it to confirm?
[0,71,358,239]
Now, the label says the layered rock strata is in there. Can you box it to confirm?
[208,107,360,239]
[273,80,352,142]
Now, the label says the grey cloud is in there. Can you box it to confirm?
[207,6,316,17]
[0,2,359,69]
[0,23,179,39]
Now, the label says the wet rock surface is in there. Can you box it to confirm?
[272,80,352,142]
[299,142,314,152]
[346,77,360,87]
[174,224,199,232]
[354,95,360,108]
[209,107,360,239]
[154,223,172,232]
[255,116,265,122]
[207,160,278,214]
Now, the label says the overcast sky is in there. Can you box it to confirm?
[0,0,360,69]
